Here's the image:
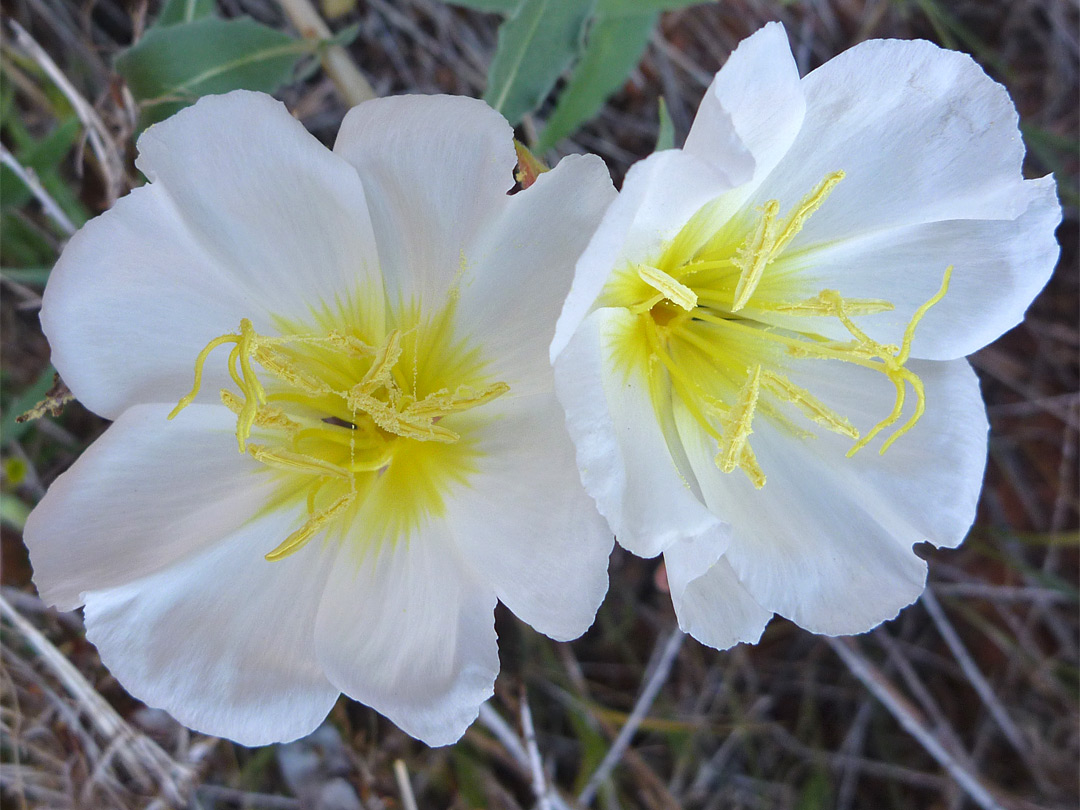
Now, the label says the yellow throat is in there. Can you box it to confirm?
[170,292,509,560]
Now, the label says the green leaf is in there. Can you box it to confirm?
[655,95,674,151]
[443,0,522,12]
[596,0,711,16]
[115,17,311,127]
[484,0,595,126]
[536,11,656,151]
[153,0,216,27]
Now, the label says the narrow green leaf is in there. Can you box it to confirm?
[115,17,310,127]
[484,0,595,126]
[444,0,522,11]
[536,11,656,151]
[596,0,711,16]
[153,0,216,27]
[655,95,674,151]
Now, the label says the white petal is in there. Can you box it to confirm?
[83,508,340,747]
[663,548,772,651]
[552,150,732,359]
[333,94,516,305]
[446,392,613,642]
[315,525,498,747]
[24,404,273,611]
[761,39,1042,245]
[678,358,987,635]
[554,308,726,558]
[458,153,615,397]
[44,91,383,419]
[756,176,1061,360]
[683,22,804,194]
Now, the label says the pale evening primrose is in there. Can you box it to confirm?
[24,91,616,746]
[551,24,1061,649]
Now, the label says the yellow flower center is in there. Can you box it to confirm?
[170,294,508,560]
[601,171,951,489]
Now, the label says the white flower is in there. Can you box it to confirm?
[25,91,616,746]
[551,24,1061,649]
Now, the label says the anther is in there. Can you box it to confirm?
[638,265,698,312]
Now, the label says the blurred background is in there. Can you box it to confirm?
[1,1,1077,808]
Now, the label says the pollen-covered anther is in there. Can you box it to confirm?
[638,265,698,311]
[731,171,845,312]
[264,489,359,562]
[247,444,352,479]
[715,365,765,487]
[760,369,859,440]
[772,293,894,317]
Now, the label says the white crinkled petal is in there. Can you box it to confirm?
[759,38,1042,244]
[552,150,732,359]
[663,548,772,651]
[446,392,612,642]
[333,94,516,306]
[677,358,987,635]
[24,404,275,611]
[82,508,340,747]
[554,307,727,559]
[683,21,805,195]
[753,175,1061,360]
[458,153,615,397]
[314,524,498,747]
[44,91,383,419]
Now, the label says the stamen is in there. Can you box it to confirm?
[772,294,893,317]
[220,390,300,434]
[247,444,352,479]
[715,365,762,480]
[731,200,779,312]
[253,346,333,397]
[325,331,375,356]
[265,490,358,561]
[408,382,511,417]
[358,329,402,395]
[638,265,698,311]
[760,369,859,439]
[771,170,845,257]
